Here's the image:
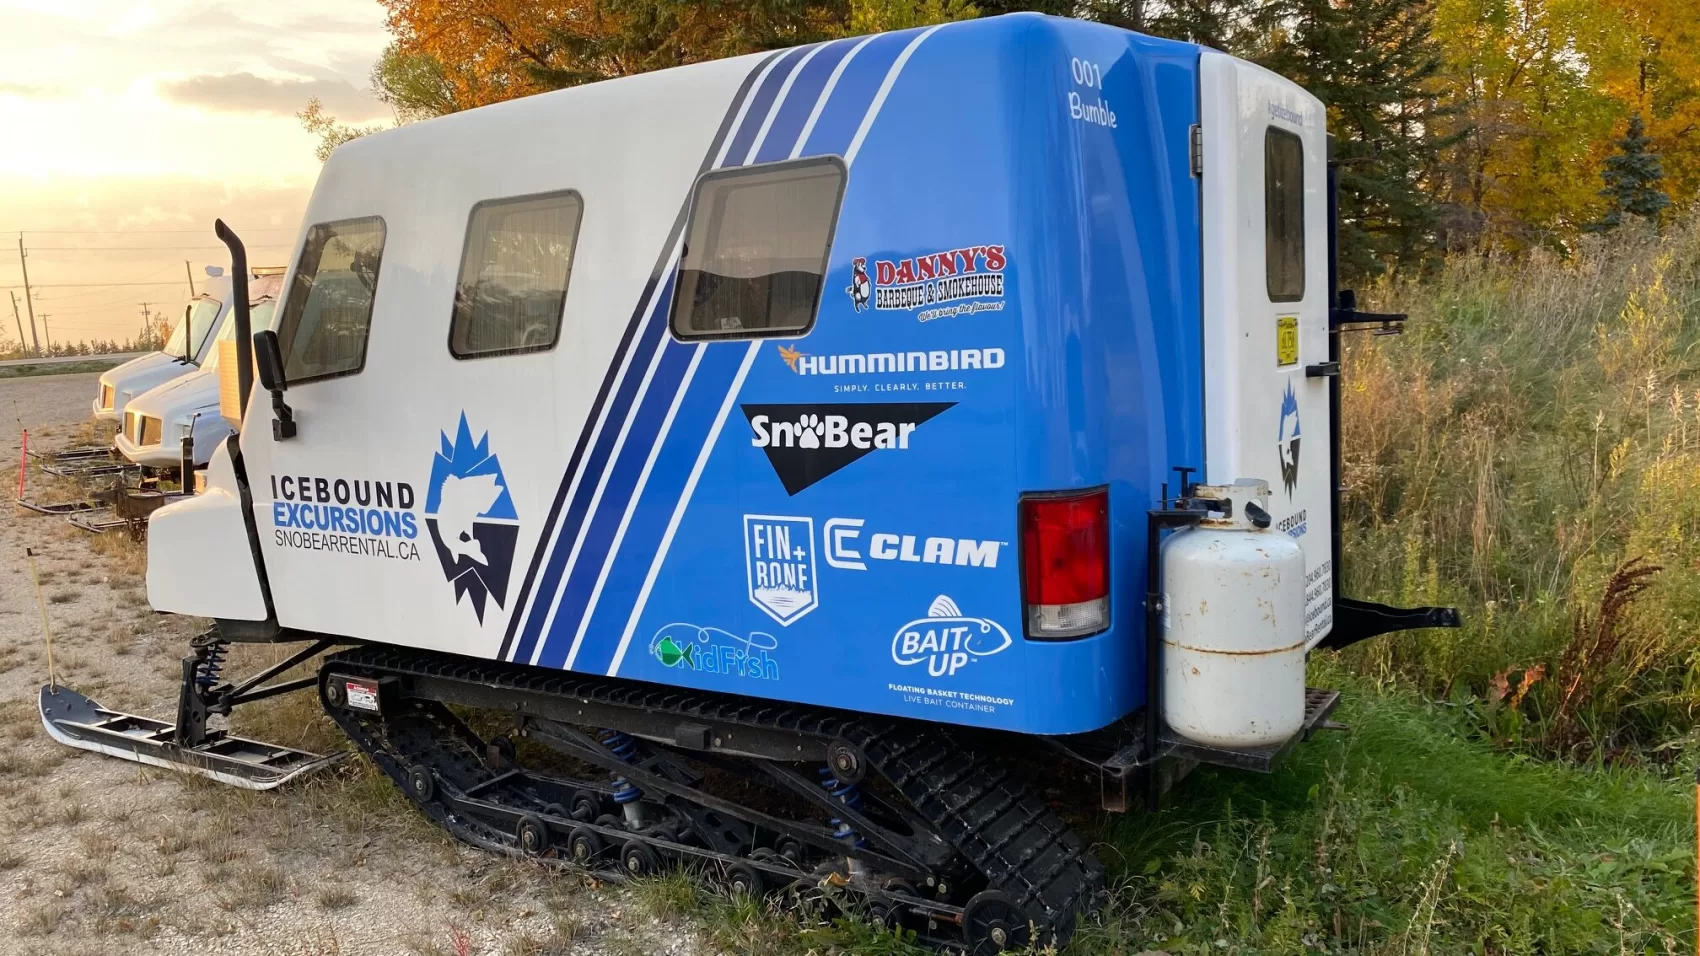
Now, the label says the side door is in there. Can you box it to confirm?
[1199,51,1334,645]
[241,196,587,655]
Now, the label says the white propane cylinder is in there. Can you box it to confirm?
[1161,479,1307,748]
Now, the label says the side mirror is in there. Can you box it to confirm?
[253,330,286,392]
[252,330,296,440]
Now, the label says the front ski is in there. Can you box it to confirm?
[39,684,344,790]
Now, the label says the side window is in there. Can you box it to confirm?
[276,216,385,383]
[450,191,583,358]
[671,156,846,340]
[1264,127,1305,303]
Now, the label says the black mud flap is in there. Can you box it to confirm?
[39,684,344,790]
[1317,597,1462,652]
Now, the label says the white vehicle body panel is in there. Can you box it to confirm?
[1198,50,1333,645]
[146,440,268,620]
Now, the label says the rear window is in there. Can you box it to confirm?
[276,217,386,383]
[670,157,846,340]
[1264,127,1305,303]
[450,190,583,358]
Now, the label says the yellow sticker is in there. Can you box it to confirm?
[1276,315,1299,367]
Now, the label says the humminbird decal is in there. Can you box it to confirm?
[743,402,954,495]
[1277,381,1301,498]
[777,345,1004,376]
[424,414,519,622]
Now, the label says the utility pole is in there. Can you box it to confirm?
[184,260,196,299]
[9,291,23,356]
[17,233,40,354]
[39,314,51,354]
[139,302,152,346]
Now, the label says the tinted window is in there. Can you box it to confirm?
[671,157,846,340]
[450,191,583,358]
[1265,127,1305,302]
[276,217,385,383]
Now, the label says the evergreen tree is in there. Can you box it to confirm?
[1140,0,1456,280]
[1584,114,1671,233]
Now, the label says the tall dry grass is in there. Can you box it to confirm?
[1337,213,1700,759]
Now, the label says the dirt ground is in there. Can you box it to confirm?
[0,374,718,956]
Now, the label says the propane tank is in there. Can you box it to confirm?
[1161,479,1306,748]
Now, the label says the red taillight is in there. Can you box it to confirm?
[1019,488,1110,639]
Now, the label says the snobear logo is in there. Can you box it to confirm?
[742,402,954,495]
[424,414,519,623]
[1277,381,1301,498]
[891,595,1012,678]
[846,257,872,311]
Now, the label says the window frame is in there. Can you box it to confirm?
[448,188,585,361]
[275,214,387,386]
[1263,126,1306,304]
[668,155,849,343]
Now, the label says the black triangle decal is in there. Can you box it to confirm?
[741,402,955,495]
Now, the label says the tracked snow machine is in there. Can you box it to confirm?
[41,14,1457,952]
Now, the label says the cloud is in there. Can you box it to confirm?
[0,82,49,97]
[161,72,388,121]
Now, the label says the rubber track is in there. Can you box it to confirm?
[327,645,1103,945]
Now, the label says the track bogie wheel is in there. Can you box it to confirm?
[566,827,602,864]
[775,838,802,864]
[962,890,1031,956]
[322,676,345,709]
[620,840,661,877]
[596,813,624,831]
[516,814,550,857]
[570,793,600,821]
[725,862,763,898]
[406,766,435,803]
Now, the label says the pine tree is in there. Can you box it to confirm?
[1584,114,1671,233]
[1140,0,1456,280]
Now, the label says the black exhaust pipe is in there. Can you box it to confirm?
[214,220,252,419]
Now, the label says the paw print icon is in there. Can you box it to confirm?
[796,414,824,449]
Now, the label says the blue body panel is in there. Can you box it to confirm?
[509,15,1203,736]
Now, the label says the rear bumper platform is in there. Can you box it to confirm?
[39,684,343,790]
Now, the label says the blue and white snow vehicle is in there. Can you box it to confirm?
[43,14,1458,951]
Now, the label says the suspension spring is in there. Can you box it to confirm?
[819,768,866,849]
[194,639,228,691]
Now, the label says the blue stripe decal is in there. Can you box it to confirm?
[564,35,923,676]
[528,38,872,671]
[504,52,807,666]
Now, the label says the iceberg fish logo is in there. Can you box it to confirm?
[1277,381,1302,498]
[424,414,519,623]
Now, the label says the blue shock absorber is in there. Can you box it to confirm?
[599,730,645,826]
[819,768,867,852]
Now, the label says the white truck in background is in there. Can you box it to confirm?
[92,265,242,424]
[115,270,283,470]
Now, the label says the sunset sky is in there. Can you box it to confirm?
[0,0,392,347]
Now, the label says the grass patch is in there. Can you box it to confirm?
[0,358,127,379]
